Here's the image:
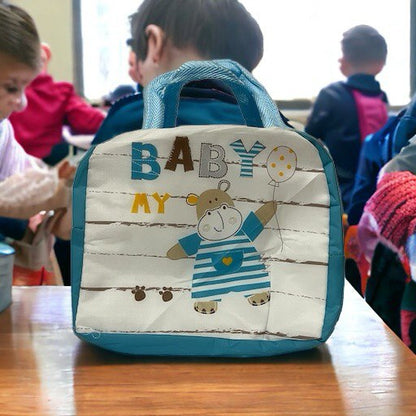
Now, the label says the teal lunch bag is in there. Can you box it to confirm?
[71,60,344,357]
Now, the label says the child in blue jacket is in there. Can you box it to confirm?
[305,25,388,213]
[93,0,290,146]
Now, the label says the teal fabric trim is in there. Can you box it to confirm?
[71,146,95,326]
[74,331,321,357]
[297,130,345,341]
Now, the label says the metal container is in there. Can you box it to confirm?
[0,242,15,312]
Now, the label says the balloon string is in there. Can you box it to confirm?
[272,185,284,252]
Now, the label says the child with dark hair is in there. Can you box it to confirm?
[0,1,42,179]
[305,25,388,213]
[93,0,291,145]
[128,0,263,77]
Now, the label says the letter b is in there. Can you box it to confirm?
[131,142,160,180]
[199,143,227,178]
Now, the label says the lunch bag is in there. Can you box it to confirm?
[71,60,344,357]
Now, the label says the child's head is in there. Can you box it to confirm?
[339,25,387,77]
[0,2,41,121]
[128,0,263,86]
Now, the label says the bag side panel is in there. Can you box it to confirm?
[71,146,95,326]
[298,130,344,341]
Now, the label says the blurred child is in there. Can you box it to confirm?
[0,2,73,241]
[359,148,416,350]
[343,98,416,296]
[7,39,104,284]
[9,43,105,164]
[305,25,388,213]
[0,2,41,179]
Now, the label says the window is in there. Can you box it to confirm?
[80,0,138,100]
[79,0,410,105]
[243,0,410,105]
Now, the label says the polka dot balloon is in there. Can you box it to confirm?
[266,146,297,186]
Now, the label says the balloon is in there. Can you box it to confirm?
[266,146,297,185]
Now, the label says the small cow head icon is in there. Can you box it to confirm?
[186,180,243,241]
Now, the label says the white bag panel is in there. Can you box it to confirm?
[76,275,326,340]
[82,219,329,263]
[79,250,328,299]
[84,190,330,235]
[85,154,329,203]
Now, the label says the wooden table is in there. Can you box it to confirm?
[0,283,415,415]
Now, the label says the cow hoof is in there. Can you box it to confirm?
[248,291,270,306]
[194,301,218,314]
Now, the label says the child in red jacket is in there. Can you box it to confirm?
[9,43,105,162]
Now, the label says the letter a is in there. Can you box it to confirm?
[165,136,194,172]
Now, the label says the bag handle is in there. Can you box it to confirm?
[142,59,286,129]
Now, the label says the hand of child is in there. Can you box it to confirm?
[47,206,72,240]
[56,160,76,181]
[47,161,75,240]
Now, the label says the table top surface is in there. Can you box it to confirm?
[0,283,415,416]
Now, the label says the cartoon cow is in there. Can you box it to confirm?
[167,180,277,314]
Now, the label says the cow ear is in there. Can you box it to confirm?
[186,193,199,206]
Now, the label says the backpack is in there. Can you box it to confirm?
[351,89,388,142]
[71,60,344,357]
